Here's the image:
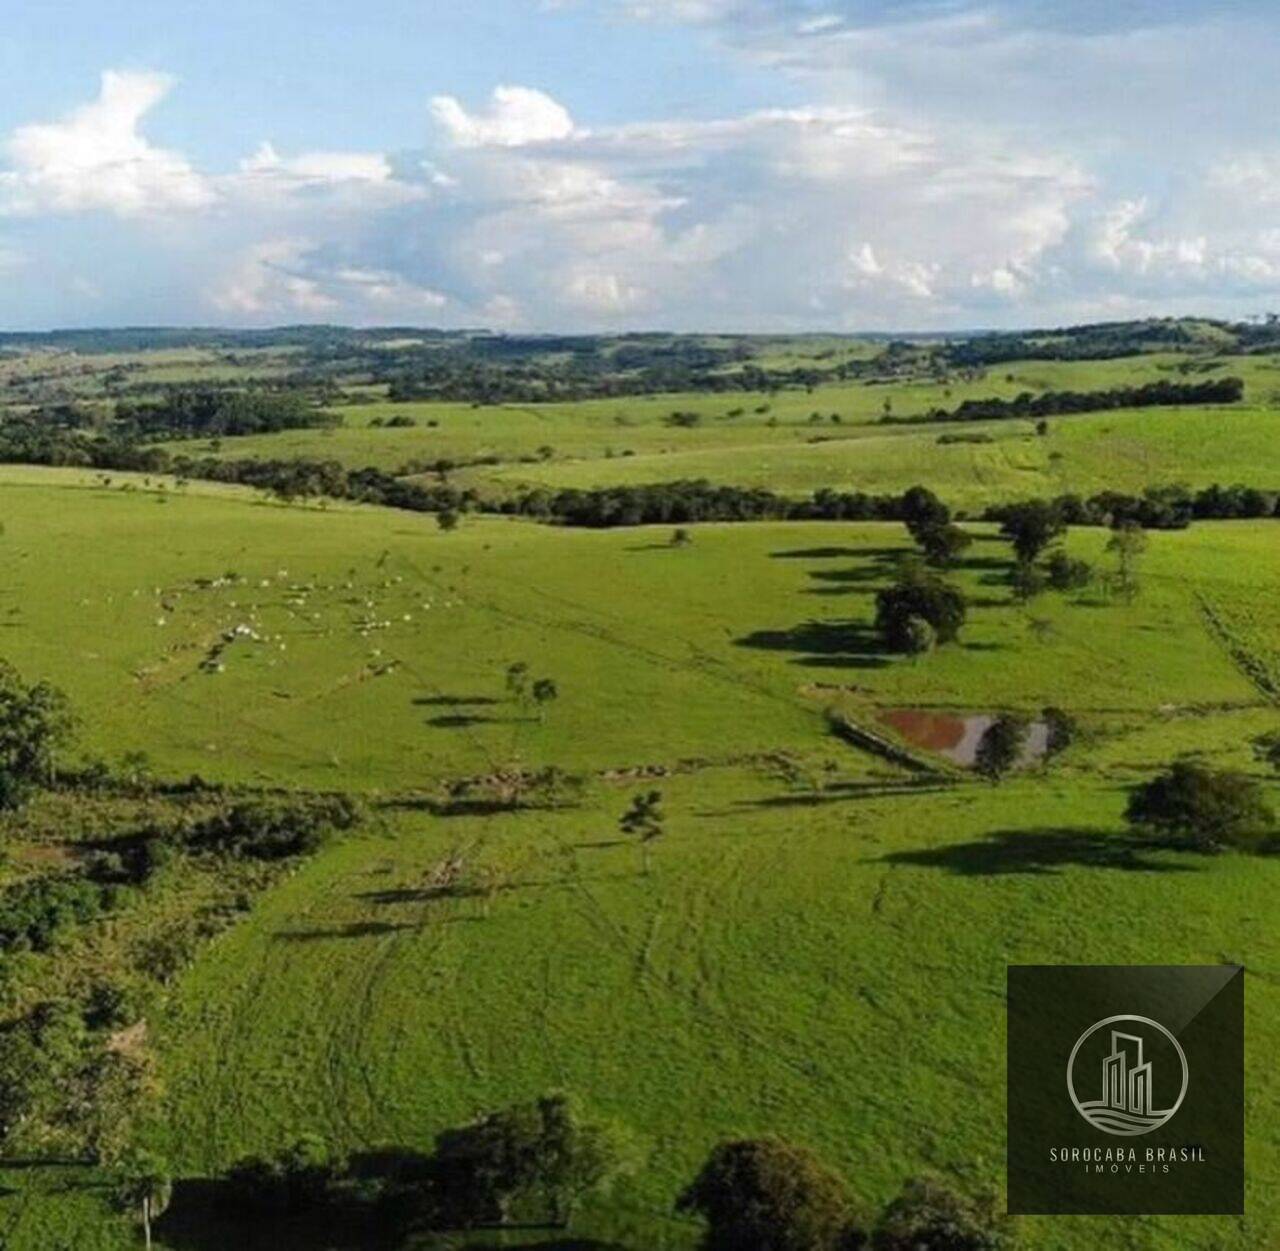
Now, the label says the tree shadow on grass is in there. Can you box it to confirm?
[956,554,1013,573]
[804,566,887,594]
[273,920,422,942]
[156,1177,400,1251]
[730,780,956,811]
[414,695,500,708]
[876,827,1200,877]
[425,714,532,729]
[770,545,904,560]
[156,1164,632,1251]
[735,620,892,669]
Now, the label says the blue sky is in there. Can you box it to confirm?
[2,0,1279,331]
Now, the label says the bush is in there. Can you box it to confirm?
[875,568,967,651]
[1008,562,1048,603]
[190,794,362,861]
[873,1176,1010,1250]
[1252,731,1280,773]
[1044,551,1092,592]
[1042,707,1076,758]
[974,715,1030,783]
[903,616,936,659]
[1125,762,1274,852]
[0,1004,88,1146]
[0,662,74,809]
[431,1092,633,1228]
[0,875,111,952]
[677,1137,862,1251]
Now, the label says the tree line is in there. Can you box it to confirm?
[904,376,1244,425]
[115,1099,1012,1250]
[114,387,338,438]
[2,419,1278,531]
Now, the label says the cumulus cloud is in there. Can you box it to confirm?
[211,240,340,316]
[237,142,394,187]
[430,85,576,148]
[211,239,449,321]
[386,93,1093,327]
[0,71,213,217]
[5,57,1280,329]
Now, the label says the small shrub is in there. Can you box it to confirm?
[873,1175,1010,1250]
[190,794,362,861]
[1042,707,1076,758]
[0,875,111,952]
[1044,551,1092,592]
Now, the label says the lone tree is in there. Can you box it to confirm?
[974,714,1030,783]
[677,1137,861,1251]
[110,1150,172,1251]
[531,677,559,722]
[0,661,74,809]
[873,1175,1011,1251]
[436,507,461,533]
[620,789,665,875]
[432,1092,632,1229]
[505,661,530,706]
[1125,761,1274,852]
[1106,521,1148,603]
[875,567,967,652]
[999,500,1065,566]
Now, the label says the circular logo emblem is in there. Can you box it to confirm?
[1066,1014,1188,1136]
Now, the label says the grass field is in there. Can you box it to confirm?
[2,465,1279,1248]
[141,352,1280,510]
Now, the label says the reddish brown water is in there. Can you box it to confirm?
[879,708,1049,767]
[881,708,967,753]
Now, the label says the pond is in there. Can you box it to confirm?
[879,708,1049,768]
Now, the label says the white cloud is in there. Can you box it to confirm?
[212,240,340,316]
[7,60,1280,330]
[0,71,212,217]
[238,142,394,186]
[430,85,576,148]
[211,240,449,321]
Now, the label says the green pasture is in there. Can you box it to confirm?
[151,353,1276,482]
[2,469,1280,1248]
[0,468,1275,789]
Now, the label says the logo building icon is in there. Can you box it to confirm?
[1067,1015,1189,1136]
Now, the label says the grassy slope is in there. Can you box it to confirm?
[2,469,1280,1247]
[478,404,1280,509]
[144,353,1280,509]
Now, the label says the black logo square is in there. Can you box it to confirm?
[1007,965,1243,1215]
